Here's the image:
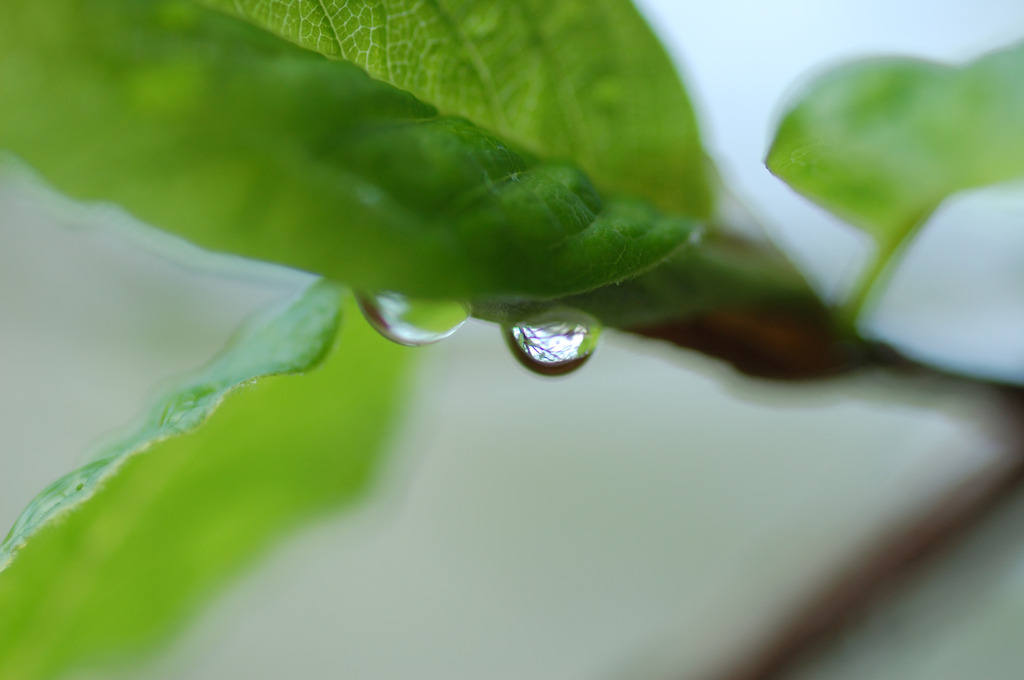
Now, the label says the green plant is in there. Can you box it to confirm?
[1,1,1023,678]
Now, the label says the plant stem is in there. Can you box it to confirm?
[702,378,1024,680]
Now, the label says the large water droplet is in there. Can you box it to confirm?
[504,310,602,376]
[358,291,469,346]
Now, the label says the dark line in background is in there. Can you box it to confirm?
[705,384,1024,680]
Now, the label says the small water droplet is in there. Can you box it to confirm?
[504,310,601,376]
[358,291,469,347]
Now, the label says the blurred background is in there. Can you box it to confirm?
[2,1,1024,678]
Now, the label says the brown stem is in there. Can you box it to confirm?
[703,383,1024,680]
[629,306,862,381]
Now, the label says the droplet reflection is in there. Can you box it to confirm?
[504,311,601,376]
[358,291,469,346]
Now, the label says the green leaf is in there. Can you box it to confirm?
[767,40,1024,310]
[0,0,699,301]
[0,282,415,680]
[202,0,712,217]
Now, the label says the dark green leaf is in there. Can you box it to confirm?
[202,0,712,216]
[0,0,699,301]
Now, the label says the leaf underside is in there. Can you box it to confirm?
[201,0,712,218]
[0,0,703,302]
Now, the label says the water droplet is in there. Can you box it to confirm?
[504,310,601,376]
[358,291,469,347]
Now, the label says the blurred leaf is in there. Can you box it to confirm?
[0,0,699,301]
[767,41,1024,310]
[204,0,712,217]
[0,282,416,680]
